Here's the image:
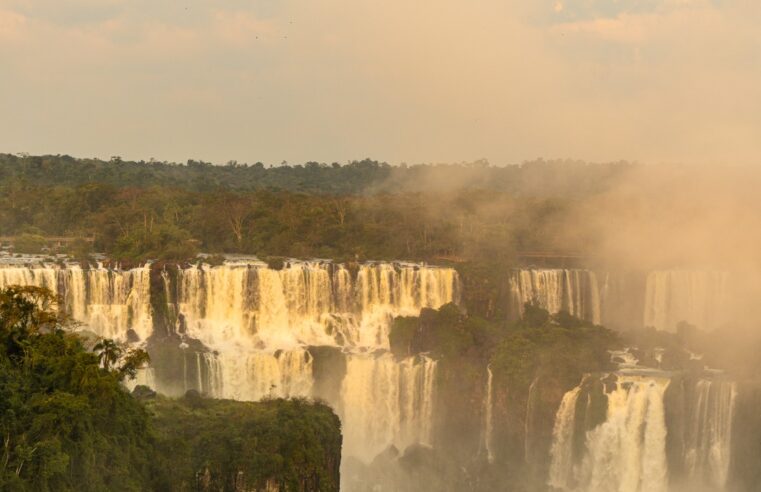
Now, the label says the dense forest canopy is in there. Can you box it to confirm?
[4,153,756,270]
[0,153,632,195]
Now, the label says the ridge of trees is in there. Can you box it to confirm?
[0,153,633,195]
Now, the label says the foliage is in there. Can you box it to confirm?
[390,301,620,476]
[490,304,619,392]
[0,286,343,491]
[12,233,47,254]
[0,153,632,195]
[0,286,153,491]
[0,154,635,262]
[148,394,342,492]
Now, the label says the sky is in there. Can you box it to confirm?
[0,0,759,166]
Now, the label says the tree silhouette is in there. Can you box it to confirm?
[93,338,122,372]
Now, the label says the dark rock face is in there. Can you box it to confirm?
[728,383,761,491]
[131,384,157,400]
[308,345,347,404]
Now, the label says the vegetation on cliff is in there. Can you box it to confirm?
[389,302,619,490]
[0,286,153,491]
[0,286,342,492]
[148,394,341,492]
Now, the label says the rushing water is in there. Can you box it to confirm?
[480,365,495,464]
[509,268,731,332]
[643,271,731,332]
[340,353,438,461]
[548,384,583,489]
[509,269,602,324]
[682,380,737,489]
[1,259,742,490]
[0,258,457,469]
[173,260,456,462]
[548,373,737,492]
[549,375,671,492]
[173,260,458,351]
[0,263,152,340]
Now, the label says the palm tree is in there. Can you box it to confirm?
[93,339,122,372]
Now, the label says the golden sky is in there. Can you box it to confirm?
[0,0,759,165]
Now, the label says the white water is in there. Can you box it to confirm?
[170,260,456,461]
[549,375,671,492]
[644,271,730,332]
[203,348,315,401]
[683,380,737,488]
[509,269,601,324]
[481,365,495,463]
[548,385,583,489]
[0,259,457,464]
[340,353,438,461]
[511,269,733,333]
[0,263,152,340]
[174,261,458,351]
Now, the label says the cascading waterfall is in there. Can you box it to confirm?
[169,260,456,464]
[204,348,314,401]
[509,269,601,324]
[525,376,540,463]
[0,263,152,340]
[481,365,495,464]
[0,258,457,465]
[548,375,671,492]
[683,380,737,488]
[340,353,438,461]
[510,269,733,333]
[174,260,458,351]
[548,385,583,489]
[643,271,730,332]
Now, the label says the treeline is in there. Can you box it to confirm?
[0,287,342,491]
[0,153,633,195]
[0,181,594,262]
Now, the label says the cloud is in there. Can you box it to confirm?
[0,0,758,165]
[0,9,27,40]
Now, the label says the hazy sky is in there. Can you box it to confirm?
[0,0,759,165]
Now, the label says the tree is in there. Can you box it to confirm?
[93,339,150,381]
[93,338,122,372]
[0,286,153,490]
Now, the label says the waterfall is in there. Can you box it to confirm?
[511,269,732,332]
[0,258,458,464]
[548,375,670,492]
[579,375,670,492]
[548,385,583,489]
[525,376,539,463]
[683,380,737,488]
[643,271,730,332]
[155,259,459,464]
[0,263,152,340]
[509,269,601,324]
[481,365,495,463]
[202,348,315,401]
[174,260,458,351]
[340,353,438,462]
[169,259,456,461]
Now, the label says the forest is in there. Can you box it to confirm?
[0,153,647,264]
